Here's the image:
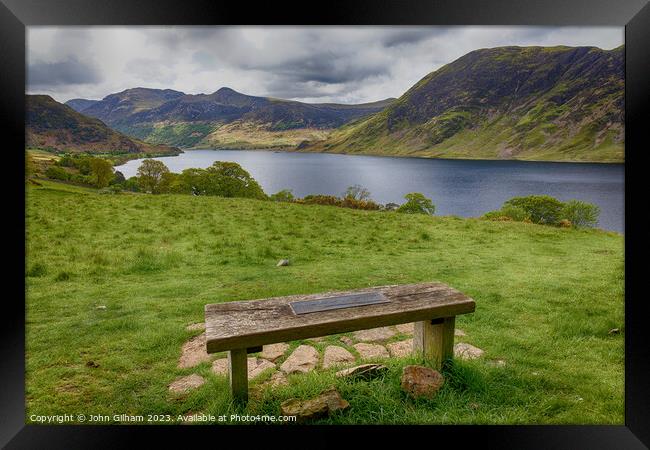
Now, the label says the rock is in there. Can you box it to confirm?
[168,374,205,394]
[261,343,289,362]
[487,359,506,368]
[339,336,354,346]
[211,357,275,380]
[387,339,413,357]
[186,322,205,331]
[276,259,291,267]
[455,329,467,337]
[280,345,319,374]
[335,363,388,380]
[353,343,389,360]
[266,371,288,387]
[96,305,107,310]
[280,387,349,423]
[395,323,414,335]
[353,327,396,342]
[454,343,485,360]
[401,365,444,399]
[178,333,212,369]
[608,328,620,335]
[85,360,99,368]
[322,346,356,368]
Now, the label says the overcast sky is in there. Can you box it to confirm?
[26,26,623,104]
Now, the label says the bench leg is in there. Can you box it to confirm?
[228,348,248,403]
[413,316,455,370]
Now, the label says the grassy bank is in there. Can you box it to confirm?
[25,180,624,424]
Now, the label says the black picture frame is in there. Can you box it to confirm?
[2,0,648,447]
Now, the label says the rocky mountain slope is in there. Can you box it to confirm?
[303,46,624,162]
[27,95,180,155]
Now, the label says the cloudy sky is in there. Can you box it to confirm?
[27,26,623,104]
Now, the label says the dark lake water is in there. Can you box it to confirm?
[115,149,625,233]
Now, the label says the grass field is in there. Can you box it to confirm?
[25,180,624,424]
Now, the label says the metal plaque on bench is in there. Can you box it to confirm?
[289,292,390,315]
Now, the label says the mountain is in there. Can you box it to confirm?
[303,46,624,162]
[64,98,99,112]
[75,87,395,149]
[26,95,180,156]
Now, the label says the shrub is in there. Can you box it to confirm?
[559,219,572,228]
[301,195,342,207]
[123,177,141,192]
[483,205,529,222]
[503,195,564,225]
[45,166,69,181]
[270,189,295,202]
[383,202,400,211]
[343,184,371,201]
[397,193,436,215]
[341,197,381,210]
[111,170,126,185]
[69,173,92,185]
[561,200,600,228]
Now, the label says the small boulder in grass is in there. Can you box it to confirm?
[276,259,291,267]
[401,365,444,399]
[336,363,388,380]
[280,387,349,423]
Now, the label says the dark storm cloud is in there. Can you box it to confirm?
[380,28,450,47]
[28,56,102,88]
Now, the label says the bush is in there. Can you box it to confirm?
[111,170,126,185]
[270,189,295,202]
[343,184,371,201]
[503,195,564,225]
[123,177,141,192]
[383,202,400,211]
[561,200,600,228]
[69,173,93,185]
[483,205,529,222]
[45,166,69,181]
[341,197,381,210]
[397,193,436,215]
[301,195,342,207]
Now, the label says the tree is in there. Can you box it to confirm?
[561,200,600,228]
[504,195,564,225]
[397,192,436,215]
[343,184,371,201]
[179,161,267,199]
[111,170,126,185]
[89,157,114,188]
[137,159,170,194]
[270,189,295,202]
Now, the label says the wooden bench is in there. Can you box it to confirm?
[204,282,475,403]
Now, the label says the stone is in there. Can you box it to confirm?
[387,339,413,357]
[211,357,275,380]
[276,259,291,267]
[455,329,467,337]
[178,333,211,369]
[308,336,326,343]
[353,327,396,342]
[335,364,388,380]
[280,387,349,423]
[266,371,288,387]
[96,305,107,310]
[353,343,389,360]
[186,322,205,331]
[322,346,356,368]
[487,359,506,368]
[608,328,620,335]
[454,343,485,360]
[168,374,205,394]
[260,343,289,362]
[280,345,319,374]
[339,336,355,346]
[395,323,414,335]
[401,365,444,399]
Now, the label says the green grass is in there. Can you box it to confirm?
[25,180,624,424]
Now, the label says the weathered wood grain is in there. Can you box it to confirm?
[205,282,475,353]
[414,316,455,370]
[228,348,248,403]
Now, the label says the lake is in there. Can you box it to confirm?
[115,150,625,233]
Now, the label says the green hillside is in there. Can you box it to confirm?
[303,46,624,162]
[26,180,623,424]
[27,95,180,156]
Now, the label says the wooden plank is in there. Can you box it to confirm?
[414,316,456,370]
[228,348,248,403]
[205,282,475,353]
[289,291,390,315]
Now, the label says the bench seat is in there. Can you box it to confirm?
[204,281,475,402]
